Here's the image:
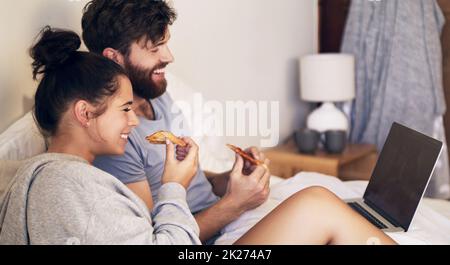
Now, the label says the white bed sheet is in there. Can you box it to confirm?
[214,172,450,245]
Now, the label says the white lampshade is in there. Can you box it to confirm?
[300,54,355,102]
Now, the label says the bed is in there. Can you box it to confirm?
[214,173,450,245]
[1,73,450,245]
[166,73,450,244]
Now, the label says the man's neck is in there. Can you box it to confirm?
[133,96,155,120]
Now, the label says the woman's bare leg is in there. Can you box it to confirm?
[235,186,396,245]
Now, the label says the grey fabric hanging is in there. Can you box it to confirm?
[341,0,450,198]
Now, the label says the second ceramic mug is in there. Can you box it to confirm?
[324,130,347,154]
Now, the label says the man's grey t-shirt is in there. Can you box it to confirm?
[94,92,219,213]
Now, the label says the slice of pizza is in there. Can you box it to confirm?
[145,131,187,147]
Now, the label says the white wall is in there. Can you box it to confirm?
[0,0,87,134]
[0,0,317,147]
[170,0,317,147]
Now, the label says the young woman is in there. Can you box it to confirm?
[0,27,201,245]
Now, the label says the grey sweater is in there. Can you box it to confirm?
[0,153,201,245]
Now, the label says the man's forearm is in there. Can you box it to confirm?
[194,196,244,243]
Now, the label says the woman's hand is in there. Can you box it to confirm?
[161,137,199,189]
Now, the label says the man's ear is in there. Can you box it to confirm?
[73,100,94,128]
[103,48,125,66]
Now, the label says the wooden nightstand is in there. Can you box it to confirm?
[264,139,378,181]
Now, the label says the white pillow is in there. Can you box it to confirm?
[0,160,22,197]
[0,112,47,161]
[166,72,234,173]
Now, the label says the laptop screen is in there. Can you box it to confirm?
[363,122,443,231]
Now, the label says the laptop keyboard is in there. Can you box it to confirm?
[347,202,388,229]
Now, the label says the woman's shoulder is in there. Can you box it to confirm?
[28,153,120,195]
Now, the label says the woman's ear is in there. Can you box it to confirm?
[74,100,93,128]
[102,48,124,66]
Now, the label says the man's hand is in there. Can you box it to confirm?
[242,146,266,175]
[204,146,269,197]
[224,149,271,214]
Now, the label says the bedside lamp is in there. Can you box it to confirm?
[300,54,355,133]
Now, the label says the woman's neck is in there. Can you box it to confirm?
[47,133,95,164]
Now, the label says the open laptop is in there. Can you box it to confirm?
[346,122,443,232]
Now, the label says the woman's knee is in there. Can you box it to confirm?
[289,186,342,207]
[298,186,335,198]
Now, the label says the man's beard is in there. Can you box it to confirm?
[123,57,168,100]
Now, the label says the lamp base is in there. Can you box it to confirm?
[307,102,349,133]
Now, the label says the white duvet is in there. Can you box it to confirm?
[214,172,450,245]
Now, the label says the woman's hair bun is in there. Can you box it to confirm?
[30,26,81,79]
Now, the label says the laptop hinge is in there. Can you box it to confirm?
[364,199,405,230]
